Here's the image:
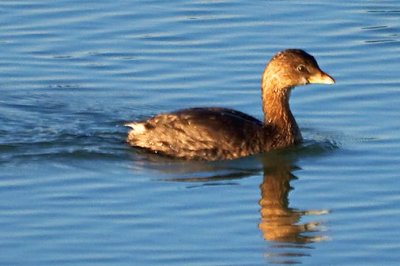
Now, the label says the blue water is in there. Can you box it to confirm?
[1,1,400,265]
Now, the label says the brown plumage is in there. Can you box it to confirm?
[125,49,335,160]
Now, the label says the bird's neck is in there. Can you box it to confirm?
[261,78,302,147]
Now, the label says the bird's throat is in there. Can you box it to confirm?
[262,87,302,146]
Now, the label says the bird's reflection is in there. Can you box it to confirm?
[258,154,328,244]
[132,148,330,264]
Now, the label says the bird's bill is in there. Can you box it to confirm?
[308,71,335,84]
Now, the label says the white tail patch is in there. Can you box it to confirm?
[124,122,147,134]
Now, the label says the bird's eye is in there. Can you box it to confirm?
[296,64,307,72]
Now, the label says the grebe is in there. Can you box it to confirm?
[125,49,335,160]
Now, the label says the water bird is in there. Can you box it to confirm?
[125,49,335,160]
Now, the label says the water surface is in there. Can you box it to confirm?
[1,1,400,265]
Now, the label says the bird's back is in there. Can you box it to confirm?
[126,107,272,160]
